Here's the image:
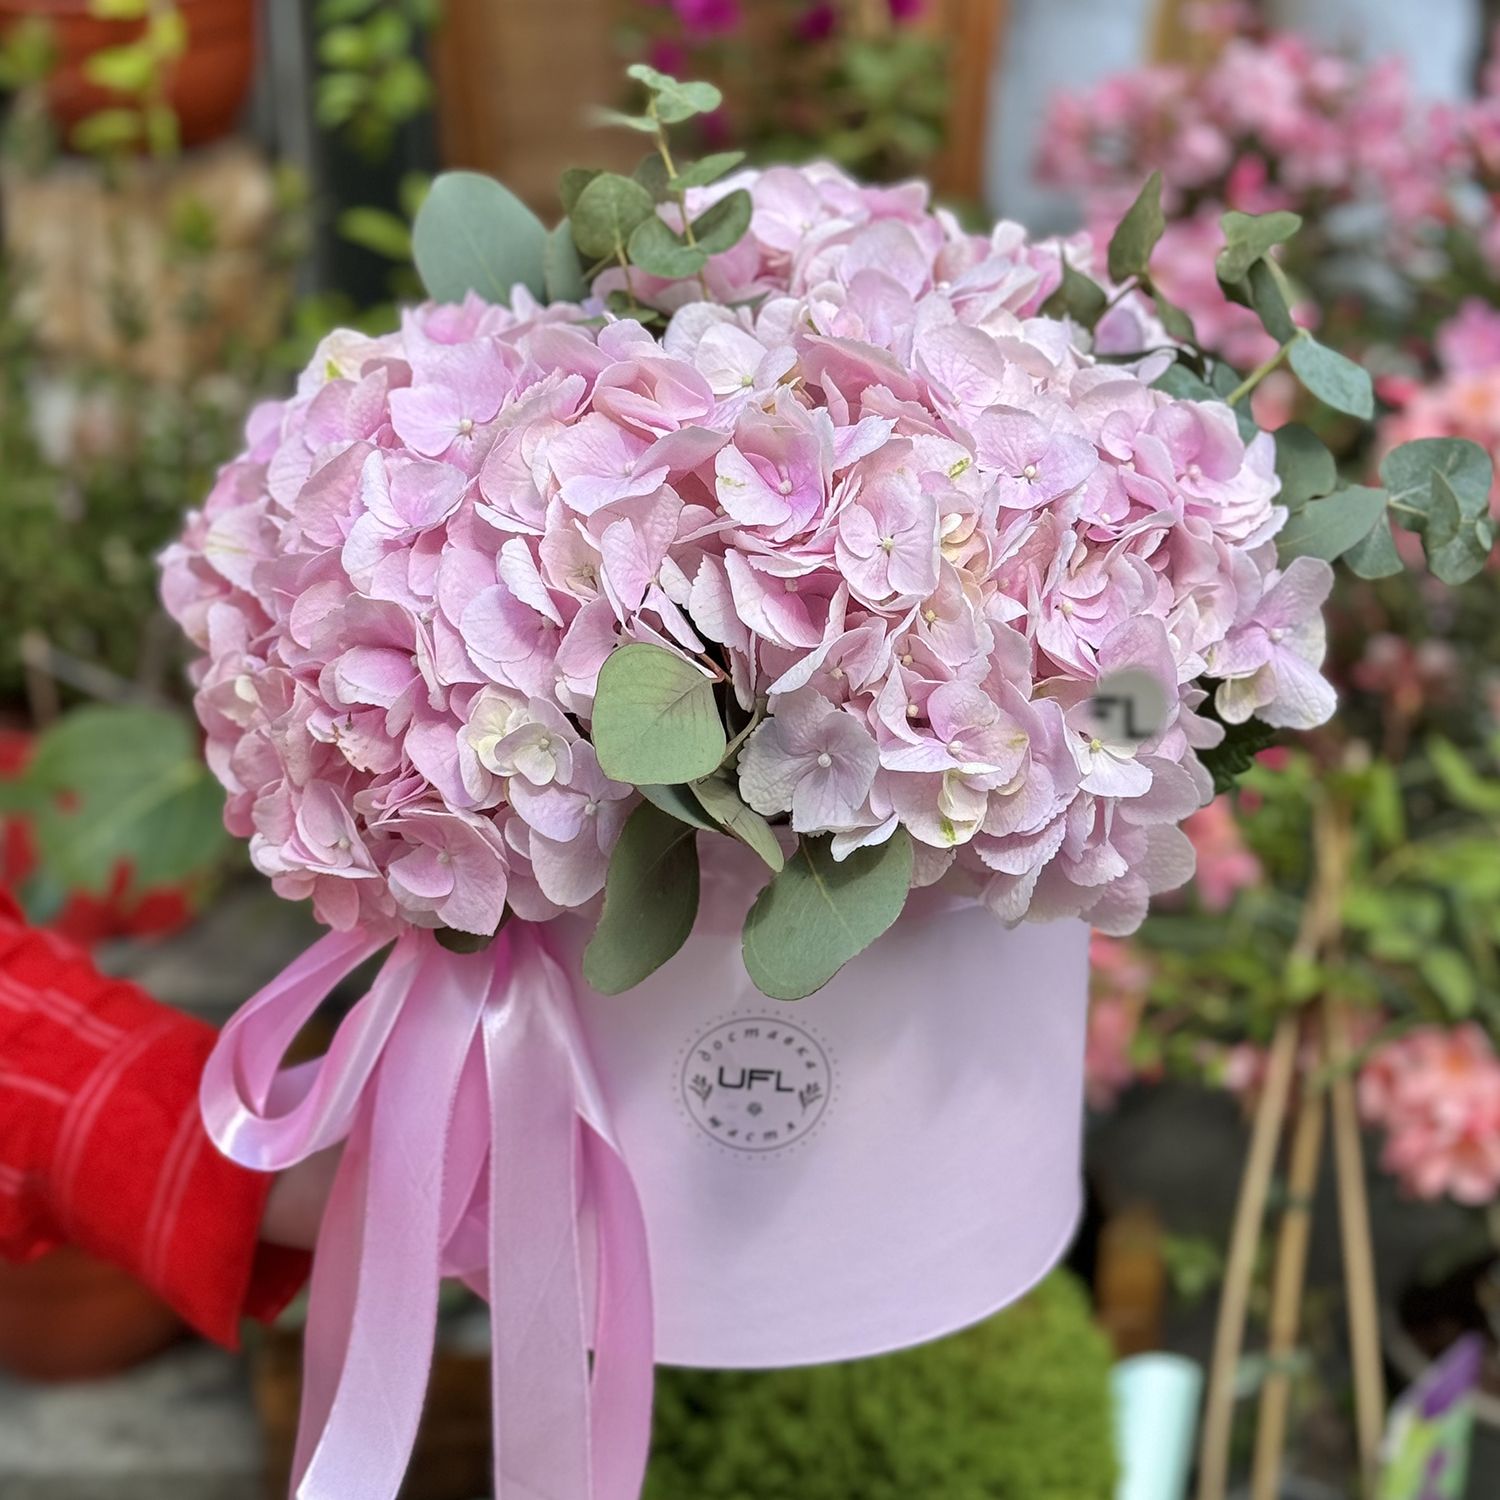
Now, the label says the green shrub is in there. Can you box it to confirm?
[645,1272,1118,1500]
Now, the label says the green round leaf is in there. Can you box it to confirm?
[1041,258,1107,329]
[1343,515,1403,580]
[673,151,747,190]
[584,803,700,994]
[1381,437,1494,518]
[1287,335,1374,420]
[571,171,656,261]
[639,782,720,831]
[628,215,708,279]
[412,170,548,304]
[592,643,728,786]
[742,831,914,1001]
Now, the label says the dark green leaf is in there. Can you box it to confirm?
[1107,171,1165,283]
[1428,737,1500,816]
[1152,363,1216,402]
[1273,424,1337,509]
[673,151,747,190]
[690,189,754,256]
[691,775,784,872]
[1276,485,1388,564]
[1420,947,1476,1017]
[338,206,412,262]
[412,170,548,304]
[1287,335,1374,419]
[543,221,590,303]
[1041,258,1108,329]
[628,215,708,278]
[741,831,913,1001]
[1149,287,1196,343]
[626,64,722,122]
[583,803,700,993]
[1216,209,1302,284]
[1198,712,1278,794]
[570,171,657,260]
[592,643,728,785]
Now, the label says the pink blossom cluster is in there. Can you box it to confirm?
[1360,1024,1500,1206]
[162,163,1335,939]
[1039,33,1442,231]
[1084,933,1157,1110]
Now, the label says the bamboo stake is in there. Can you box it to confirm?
[1326,997,1386,1497]
[1249,1063,1326,1500]
[1196,1012,1300,1500]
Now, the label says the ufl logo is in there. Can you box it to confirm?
[1086,667,1170,748]
[679,1016,833,1154]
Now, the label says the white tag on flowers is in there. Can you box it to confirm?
[1087,669,1170,749]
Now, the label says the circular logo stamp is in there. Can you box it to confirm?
[678,1016,834,1154]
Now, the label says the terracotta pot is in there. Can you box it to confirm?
[0,0,258,149]
[0,1245,183,1381]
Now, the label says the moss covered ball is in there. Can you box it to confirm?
[644,1272,1118,1500]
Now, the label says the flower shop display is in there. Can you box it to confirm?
[158,63,1495,1500]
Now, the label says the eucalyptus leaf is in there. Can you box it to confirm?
[591,106,659,134]
[1041,258,1107,328]
[628,215,708,278]
[639,782,719,832]
[690,189,753,255]
[584,803,700,994]
[592,643,728,786]
[571,172,657,260]
[1216,209,1302,284]
[1276,485,1388,564]
[1152,363,1216,402]
[1273,424,1337,509]
[1107,171,1165,283]
[1149,287,1196,343]
[741,830,914,1001]
[1344,515,1403,579]
[626,64,722,123]
[412,171,548,304]
[559,167,600,215]
[544,221,590,303]
[1422,471,1493,585]
[673,151,747,190]
[1381,437,1493,519]
[1287,335,1374,419]
[1247,258,1297,343]
[632,152,672,201]
[691,775,785,872]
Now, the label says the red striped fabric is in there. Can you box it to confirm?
[0,889,308,1346]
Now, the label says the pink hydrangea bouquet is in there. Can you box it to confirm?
[163,66,1492,1500]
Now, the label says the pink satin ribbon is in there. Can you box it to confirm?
[201,923,655,1500]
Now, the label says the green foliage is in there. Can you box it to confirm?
[1277,485,1389,565]
[690,774,784,873]
[1380,437,1496,585]
[412,171,549,304]
[644,1274,1117,1500]
[1216,209,1302,285]
[742,831,913,1000]
[1272,424,1336,508]
[584,802,700,994]
[314,0,438,160]
[591,644,728,787]
[1286,334,1374,420]
[9,706,228,895]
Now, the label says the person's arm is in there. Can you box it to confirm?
[0,890,312,1347]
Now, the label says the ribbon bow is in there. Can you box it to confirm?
[201,923,655,1500]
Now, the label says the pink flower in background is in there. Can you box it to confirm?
[1435,299,1500,377]
[1182,796,1261,911]
[1361,1025,1500,1206]
[1085,934,1157,1110]
[669,0,741,36]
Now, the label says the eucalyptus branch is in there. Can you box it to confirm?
[1226,337,1297,407]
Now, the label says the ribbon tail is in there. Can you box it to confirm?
[294,939,487,1500]
[485,925,594,1500]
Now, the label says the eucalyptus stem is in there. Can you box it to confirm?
[1226,337,1298,407]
